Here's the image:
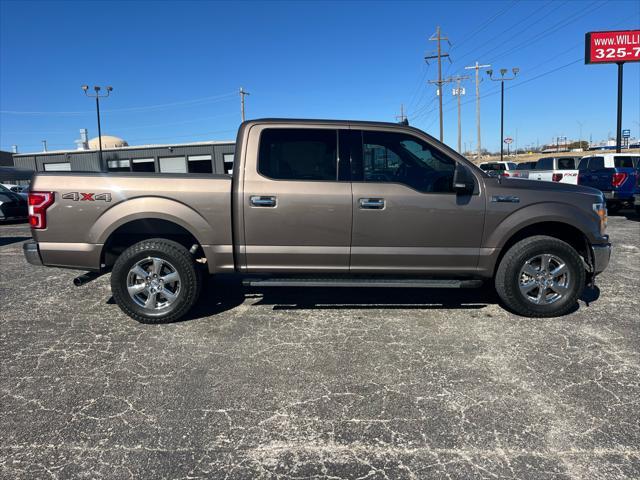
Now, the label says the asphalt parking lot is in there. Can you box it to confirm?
[1,214,639,479]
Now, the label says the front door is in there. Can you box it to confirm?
[242,126,352,272]
[349,128,485,274]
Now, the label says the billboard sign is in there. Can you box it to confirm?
[622,129,630,138]
[585,30,640,64]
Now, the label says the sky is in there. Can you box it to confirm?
[0,0,639,154]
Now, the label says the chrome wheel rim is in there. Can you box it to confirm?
[126,257,181,310]
[518,254,571,305]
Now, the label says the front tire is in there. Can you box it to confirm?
[111,238,201,324]
[495,235,585,317]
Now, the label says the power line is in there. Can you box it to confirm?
[483,0,605,65]
[0,91,237,116]
[407,63,431,110]
[450,0,519,53]
[452,0,561,66]
[2,112,238,136]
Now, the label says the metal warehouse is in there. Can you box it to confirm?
[12,133,236,175]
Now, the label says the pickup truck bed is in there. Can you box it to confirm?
[577,154,639,211]
[28,173,234,272]
[511,156,580,185]
[24,118,612,322]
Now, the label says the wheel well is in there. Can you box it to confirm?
[495,222,590,275]
[102,218,202,269]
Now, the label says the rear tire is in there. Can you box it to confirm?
[111,238,201,324]
[495,235,585,317]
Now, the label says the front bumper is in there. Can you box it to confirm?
[23,241,43,266]
[591,243,612,275]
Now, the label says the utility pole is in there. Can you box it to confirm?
[395,103,408,124]
[426,26,451,142]
[449,75,469,153]
[486,68,519,161]
[464,62,491,158]
[41,140,47,152]
[239,87,250,122]
[82,85,113,171]
[577,120,584,147]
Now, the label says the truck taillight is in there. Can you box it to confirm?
[611,172,627,188]
[28,192,54,229]
[502,172,510,177]
[552,173,563,182]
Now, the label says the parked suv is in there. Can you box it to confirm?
[23,119,611,322]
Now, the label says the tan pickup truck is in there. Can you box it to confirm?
[24,119,611,322]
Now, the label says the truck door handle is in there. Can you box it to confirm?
[250,195,277,207]
[359,198,385,209]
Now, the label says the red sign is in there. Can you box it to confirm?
[585,30,640,64]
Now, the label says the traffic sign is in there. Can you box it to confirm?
[504,137,513,144]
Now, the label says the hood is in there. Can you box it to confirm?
[490,177,602,198]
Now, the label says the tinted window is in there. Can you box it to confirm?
[557,158,576,170]
[188,155,213,173]
[578,158,589,170]
[480,163,506,171]
[536,158,553,170]
[590,157,605,170]
[131,158,155,172]
[359,130,455,193]
[259,128,337,181]
[614,156,634,168]
[507,162,517,170]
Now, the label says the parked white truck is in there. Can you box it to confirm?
[511,156,581,185]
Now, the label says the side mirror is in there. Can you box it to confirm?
[453,164,475,194]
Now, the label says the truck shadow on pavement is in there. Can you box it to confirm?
[179,276,601,321]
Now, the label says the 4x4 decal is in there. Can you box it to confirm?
[62,192,112,202]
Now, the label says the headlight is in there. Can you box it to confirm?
[593,202,607,235]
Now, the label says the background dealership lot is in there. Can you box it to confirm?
[1,212,638,479]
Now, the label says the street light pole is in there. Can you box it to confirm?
[82,85,113,171]
[487,68,519,162]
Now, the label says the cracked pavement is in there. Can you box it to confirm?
[1,214,639,479]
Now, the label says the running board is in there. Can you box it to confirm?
[243,278,484,288]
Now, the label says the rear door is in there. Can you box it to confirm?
[241,126,352,272]
[348,128,485,274]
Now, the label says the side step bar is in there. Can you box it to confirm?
[243,278,484,288]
